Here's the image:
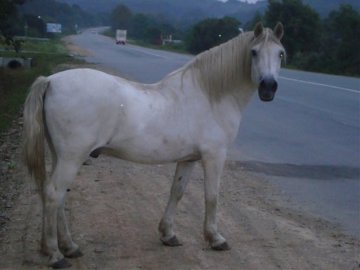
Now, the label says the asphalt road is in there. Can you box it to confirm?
[69,29,360,236]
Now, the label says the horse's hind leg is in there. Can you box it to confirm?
[58,203,83,258]
[159,161,195,246]
[42,159,81,268]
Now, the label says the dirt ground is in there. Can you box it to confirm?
[0,110,359,270]
[0,42,359,269]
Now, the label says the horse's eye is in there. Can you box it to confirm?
[251,49,257,57]
[279,51,284,58]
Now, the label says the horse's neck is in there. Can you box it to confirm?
[181,33,255,108]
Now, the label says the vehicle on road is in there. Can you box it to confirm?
[116,29,127,45]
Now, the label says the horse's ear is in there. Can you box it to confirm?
[273,22,284,40]
[254,22,264,38]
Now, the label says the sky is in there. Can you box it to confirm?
[217,0,263,3]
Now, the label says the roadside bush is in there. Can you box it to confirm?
[0,40,75,132]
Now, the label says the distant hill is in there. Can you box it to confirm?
[56,0,360,27]
[56,0,266,26]
[302,0,359,16]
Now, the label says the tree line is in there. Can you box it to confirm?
[186,0,359,76]
[1,0,359,76]
[110,0,359,76]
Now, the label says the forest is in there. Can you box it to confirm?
[0,0,359,76]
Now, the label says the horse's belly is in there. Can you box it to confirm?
[102,138,200,164]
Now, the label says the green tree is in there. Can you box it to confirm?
[20,0,101,35]
[321,4,360,75]
[130,13,153,39]
[110,4,132,31]
[264,0,321,63]
[144,27,162,45]
[186,16,241,54]
[0,0,26,52]
[23,14,46,37]
[129,13,178,44]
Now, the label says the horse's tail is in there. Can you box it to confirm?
[23,76,50,191]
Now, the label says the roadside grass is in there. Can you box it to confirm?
[1,38,68,55]
[0,39,79,132]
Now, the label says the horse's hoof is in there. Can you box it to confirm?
[161,235,182,247]
[211,242,231,251]
[51,258,72,269]
[65,249,84,258]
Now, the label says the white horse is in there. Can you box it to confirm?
[23,22,285,268]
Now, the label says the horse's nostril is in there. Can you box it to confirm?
[258,77,277,102]
[260,77,277,92]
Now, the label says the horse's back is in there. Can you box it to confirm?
[49,68,121,96]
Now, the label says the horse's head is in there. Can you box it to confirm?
[250,22,285,102]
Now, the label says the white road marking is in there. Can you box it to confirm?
[279,76,359,94]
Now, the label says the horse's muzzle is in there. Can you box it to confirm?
[258,77,278,102]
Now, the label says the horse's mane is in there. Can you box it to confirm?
[182,32,253,102]
[181,29,281,103]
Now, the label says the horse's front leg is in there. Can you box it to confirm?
[202,149,230,250]
[159,161,195,246]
